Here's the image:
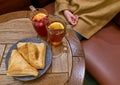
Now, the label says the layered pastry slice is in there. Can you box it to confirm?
[17,42,46,69]
[7,50,38,76]
[17,42,29,63]
[28,42,46,69]
[34,43,46,69]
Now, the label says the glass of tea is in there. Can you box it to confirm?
[31,8,48,36]
[46,16,66,46]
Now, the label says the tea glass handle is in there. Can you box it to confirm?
[29,5,37,20]
[29,5,37,11]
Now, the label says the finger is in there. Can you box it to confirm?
[68,18,76,25]
[71,19,77,25]
[75,15,79,21]
[75,15,79,19]
[71,16,78,25]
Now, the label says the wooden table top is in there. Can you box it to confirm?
[0,11,85,85]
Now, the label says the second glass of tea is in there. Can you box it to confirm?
[46,17,66,46]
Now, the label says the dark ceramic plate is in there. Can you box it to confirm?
[5,37,52,81]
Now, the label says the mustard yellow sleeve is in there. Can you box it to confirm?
[55,0,69,15]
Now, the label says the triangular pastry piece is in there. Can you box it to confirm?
[35,43,46,69]
[17,42,26,48]
[27,42,39,69]
[7,50,38,76]
[17,42,29,63]
[28,42,46,69]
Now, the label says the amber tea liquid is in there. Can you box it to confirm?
[48,29,65,46]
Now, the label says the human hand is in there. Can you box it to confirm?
[63,10,79,25]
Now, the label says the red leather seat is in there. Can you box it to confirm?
[81,20,120,85]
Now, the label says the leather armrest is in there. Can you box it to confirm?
[81,22,120,85]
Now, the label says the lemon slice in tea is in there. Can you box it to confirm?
[48,22,64,30]
[33,13,47,21]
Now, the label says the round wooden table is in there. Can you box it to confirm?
[0,11,85,85]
